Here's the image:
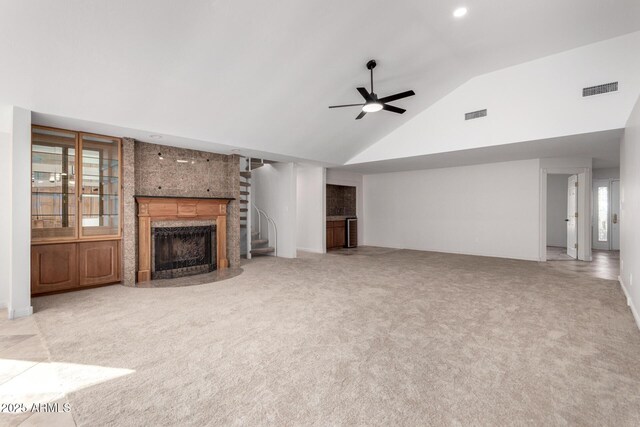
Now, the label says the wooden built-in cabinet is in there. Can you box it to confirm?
[31,241,121,294]
[326,220,346,250]
[31,126,123,295]
[31,243,78,293]
[78,240,121,287]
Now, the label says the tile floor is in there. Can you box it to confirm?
[546,246,576,261]
[0,311,75,426]
[545,247,620,281]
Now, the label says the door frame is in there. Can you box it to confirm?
[611,179,620,251]
[539,167,592,262]
[591,178,621,251]
[567,174,579,258]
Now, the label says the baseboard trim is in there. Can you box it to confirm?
[296,247,324,254]
[619,276,640,332]
[365,243,540,262]
[8,306,33,320]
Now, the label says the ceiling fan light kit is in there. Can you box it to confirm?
[362,103,383,113]
[329,59,416,120]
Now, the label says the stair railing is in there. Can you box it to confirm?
[253,205,277,256]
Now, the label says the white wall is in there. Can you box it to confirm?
[296,164,325,253]
[349,32,640,165]
[0,106,32,319]
[620,96,640,330]
[252,162,297,258]
[10,107,32,319]
[547,174,570,247]
[326,170,364,245]
[363,159,541,261]
[593,167,620,180]
[0,106,12,309]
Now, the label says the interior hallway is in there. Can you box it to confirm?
[546,247,620,280]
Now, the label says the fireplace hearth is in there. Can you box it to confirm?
[152,225,216,279]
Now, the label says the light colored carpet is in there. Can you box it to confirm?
[32,249,640,426]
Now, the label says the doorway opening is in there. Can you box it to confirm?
[540,167,591,262]
[545,174,578,260]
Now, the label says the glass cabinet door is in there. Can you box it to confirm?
[79,134,121,237]
[31,128,77,240]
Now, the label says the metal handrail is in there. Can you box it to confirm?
[253,205,278,256]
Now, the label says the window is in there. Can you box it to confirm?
[597,186,608,242]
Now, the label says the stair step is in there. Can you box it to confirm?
[240,208,248,212]
[240,224,247,229]
[250,159,277,169]
[240,172,251,178]
[252,239,268,247]
[240,191,250,196]
[251,231,259,238]
[239,182,250,187]
[239,200,248,204]
[251,247,275,255]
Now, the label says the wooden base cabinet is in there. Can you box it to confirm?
[31,240,121,295]
[31,243,78,294]
[326,220,346,250]
[78,241,120,287]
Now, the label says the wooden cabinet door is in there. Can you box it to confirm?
[78,240,120,287]
[334,226,346,248]
[31,243,78,294]
[326,224,334,249]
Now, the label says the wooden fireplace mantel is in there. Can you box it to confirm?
[135,196,233,283]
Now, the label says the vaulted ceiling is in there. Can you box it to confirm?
[1,0,640,164]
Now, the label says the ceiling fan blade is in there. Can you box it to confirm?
[328,103,365,109]
[382,104,406,114]
[357,87,373,102]
[378,90,415,104]
[355,111,367,120]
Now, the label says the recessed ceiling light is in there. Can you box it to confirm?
[453,7,467,18]
[149,134,162,140]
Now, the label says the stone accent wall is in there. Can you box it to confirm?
[121,141,240,286]
[326,184,356,217]
[122,138,136,286]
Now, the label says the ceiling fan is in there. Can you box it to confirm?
[329,60,415,120]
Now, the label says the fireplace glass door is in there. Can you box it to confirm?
[152,225,216,279]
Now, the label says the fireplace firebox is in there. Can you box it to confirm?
[152,225,216,279]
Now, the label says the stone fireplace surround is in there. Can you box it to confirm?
[122,139,241,286]
[135,196,232,283]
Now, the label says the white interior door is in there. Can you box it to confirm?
[611,180,620,250]
[592,180,610,250]
[567,175,578,258]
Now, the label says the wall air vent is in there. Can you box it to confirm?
[465,109,487,120]
[582,82,618,97]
